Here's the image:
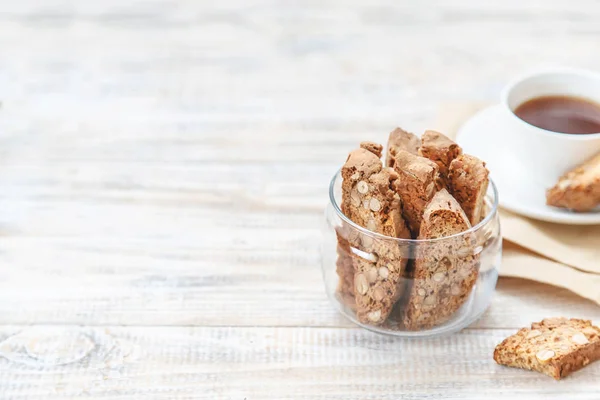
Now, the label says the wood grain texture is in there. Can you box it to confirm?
[0,326,599,400]
[0,0,599,397]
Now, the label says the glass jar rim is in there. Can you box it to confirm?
[328,169,499,243]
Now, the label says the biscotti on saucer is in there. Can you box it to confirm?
[546,152,600,212]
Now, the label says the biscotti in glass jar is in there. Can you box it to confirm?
[320,132,501,337]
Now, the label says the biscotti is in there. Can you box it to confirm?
[403,189,478,330]
[386,127,420,168]
[359,141,383,158]
[494,318,600,379]
[335,232,356,311]
[332,127,495,332]
[419,130,462,188]
[546,152,600,212]
[392,150,440,235]
[448,154,490,226]
[339,144,411,325]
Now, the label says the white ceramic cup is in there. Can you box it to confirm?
[501,68,600,186]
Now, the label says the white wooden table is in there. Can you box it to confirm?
[1,1,599,398]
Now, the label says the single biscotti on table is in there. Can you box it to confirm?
[402,188,478,330]
[419,130,462,188]
[392,150,439,235]
[494,318,600,379]
[386,127,420,168]
[546,152,600,212]
[448,154,490,226]
[338,145,411,325]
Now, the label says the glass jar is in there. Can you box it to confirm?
[321,171,501,337]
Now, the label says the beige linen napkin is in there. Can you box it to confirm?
[433,103,600,305]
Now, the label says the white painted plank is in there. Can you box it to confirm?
[0,235,598,327]
[0,326,599,399]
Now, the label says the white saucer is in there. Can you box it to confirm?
[456,105,600,225]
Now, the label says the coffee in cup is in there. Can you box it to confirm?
[501,68,600,185]
[514,95,600,135]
